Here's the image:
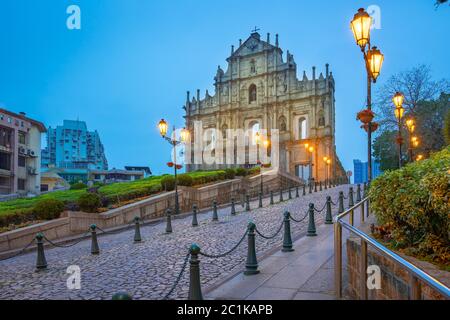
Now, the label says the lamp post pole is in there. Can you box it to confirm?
[158,120,188,215]
[351,8,384,184]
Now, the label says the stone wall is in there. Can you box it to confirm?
[346,235,449,300]
[0,171,302,256]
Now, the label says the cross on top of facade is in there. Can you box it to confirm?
[251,26,260,33]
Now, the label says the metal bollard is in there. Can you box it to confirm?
[309,182,312,194]
[258,192,263,208]
[319,181,323,191]
[35,233,47,269]
[212,200,219,221]
[325,180,328,190]
[245,195,250,211]
[165,209,173,233]
[288,187,292,199]
[307,203,317,236]
[296,186,299,198]
[363,182,367,198]
[356,184,362,202]
[244,222,259,275]
[348,187,354,208]
[338,191,344,213]
[231,198,236,215]
[188,243,203,300]
[314,182,318,193]
[303,184,306,196]
[134,217,142,242]
[90,224,100,254]
[282,212,294,252]
[270,191,274,205]
[279,188,284,202]
[325,196,333,224]
[112,292,133,300]
[192,205,198,226]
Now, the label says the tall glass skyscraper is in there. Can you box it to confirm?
[353,159,382,184]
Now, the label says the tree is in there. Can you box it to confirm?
[413,93,449,156]
[375,65,449,130]
[372,130,400,171]
[443,107,450,145]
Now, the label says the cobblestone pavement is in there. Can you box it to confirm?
[0,185,353,300]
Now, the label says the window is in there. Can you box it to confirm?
[18,178,26,190]
[0,152,11,170]
[250,122,260,145]
[18,156,26,167]
[298,117,308,140]
[295,164,310,182]
[40,184,49,192]
[250,59,256,74]
[18,132,26,144]
[249,84,257,103]
[318,111,325,127]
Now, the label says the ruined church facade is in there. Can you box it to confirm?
[184,31,345,182]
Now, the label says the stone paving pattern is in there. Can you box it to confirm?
[0,185,352,300]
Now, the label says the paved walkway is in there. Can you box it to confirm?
[206,202,361,300]
[0,185,352,300]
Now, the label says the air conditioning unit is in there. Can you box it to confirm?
[19,147,26,154]
[27,149,36,157]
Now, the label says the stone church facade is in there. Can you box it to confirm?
[184,31,345,182]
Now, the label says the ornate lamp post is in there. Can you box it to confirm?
[323,156,331,185]
[393,92,405,168]
[351,8,384,183]
[158,119,189,215]
[305,143,314,186]
[415,154,423,161]
[405,118,416,163]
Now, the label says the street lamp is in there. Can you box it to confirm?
[393,92,405,168]
[405,118,416,163]
[323,156,331,185]
[158,119,189,215]
[416,154,424,161]
[351,8,384,183]
[305,144,314,186]
[257,136,270,195]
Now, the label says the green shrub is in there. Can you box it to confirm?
[77,193,102,213]
[248,166,261,175]
[224,168,236,179]
[70,182,87,190]
[235,167,248,176]
[33,199,65,220]
[369,146,450,265]
[161,176,176,191]
[177,174,193,186]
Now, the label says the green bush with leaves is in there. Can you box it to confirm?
[177,174,193,186]
[77,193,102,213]
[70,182,87,190]
[369,146,450,265]
[33,199,65,220]
[235,167,248,176]
[161,175,176,191]
[224,168,236,179]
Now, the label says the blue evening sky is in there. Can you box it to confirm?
[0,1,448,175]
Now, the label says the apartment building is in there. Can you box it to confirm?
[41,120,108,183]
[0,109,46,196]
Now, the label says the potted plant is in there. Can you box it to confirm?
[167,162,174,167]
[356,109,375,124]
[361,121,379,133]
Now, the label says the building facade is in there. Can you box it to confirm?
[184,31,345,182]
[0,109,46,195]
[88,169,145,184]
[353,159,382,184]
[42,120,108,175]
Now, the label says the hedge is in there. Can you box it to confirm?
[369,146,450,266]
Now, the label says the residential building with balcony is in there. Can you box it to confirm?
[0,109,46,196]
[41,120,108,183]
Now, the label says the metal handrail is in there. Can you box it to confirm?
[334,196,450,300]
